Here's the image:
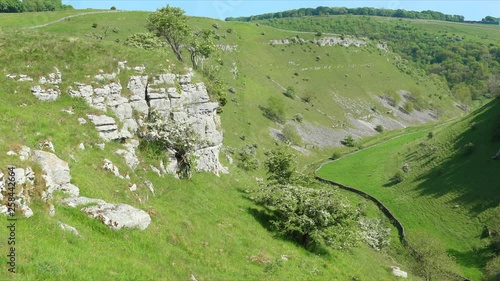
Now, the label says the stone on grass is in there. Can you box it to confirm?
[31,150,80,201]
[82,203,151,230]
[59,196,106,208]
[391,266,408,278]
[59,222,80,236]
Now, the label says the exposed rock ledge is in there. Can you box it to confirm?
[68,63,227,176]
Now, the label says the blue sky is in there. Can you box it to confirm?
[65,1,499,21]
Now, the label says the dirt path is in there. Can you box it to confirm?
[20,10,124,30]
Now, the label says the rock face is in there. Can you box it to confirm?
[312,36,367,47]
[145,80,227,175]
[69,68,227,176]
[82,203,151,230]
[31,150,80,200]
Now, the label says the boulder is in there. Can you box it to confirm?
[391,266,408,278]
[31,150,80,201]
[81,203,151,230]
[102,159,123,178]
[59,196,106,208]
[59,222,80,236]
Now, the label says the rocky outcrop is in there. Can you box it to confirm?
[30,67,62,101]
[102,158,124,179]
[31,85,60,101]
[86,114,130,141]
[66,63,226,176]
[269,39,290,45]
[312,36,367,47]
[59,196,106,208]
[82,203,151,230]
[31,150,80,201]
[115,139,140,170]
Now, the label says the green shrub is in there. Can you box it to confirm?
[393,171,405,184]
[464,142,475,154]
[91,23,98,28]
[484,256,500,281]
[330,151,342,160]
[124,32,165,50]
[110,6,116,10]
[427,131,434,139]
[261,96,285,123]
[341,136,356,147]
[251,185,359,249]
[236,145,259,171]
[283,86,295,99]
[264,146,295,185]
[292,113,303,123]
[281,124,302,146]
[375,125,384,133]
[403,101,414,113]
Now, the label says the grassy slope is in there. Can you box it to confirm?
[318,100,500,280]
[0,11,430,280]
[36,11,460,159]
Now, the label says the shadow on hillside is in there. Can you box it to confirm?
[247,207,274,231]
[246,207,331,256]
[448,247,489,272]
[411,100,500,215]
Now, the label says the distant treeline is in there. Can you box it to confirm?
[0,0,73,13]
[225,6,499,25]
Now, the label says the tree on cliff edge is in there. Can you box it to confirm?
[147,5,190,61]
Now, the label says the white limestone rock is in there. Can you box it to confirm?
[38,140,55,152]
[19,146,31,161]
[31,150,80,201]
[59,196,106,208]
[59,222,80,236]
[144,180,155,195]
[31,85,60,102]
[102,159,123,179]
[391,266,408,278]
[115,140,140,170]
[78,117,87,125]
[82,203,151,230]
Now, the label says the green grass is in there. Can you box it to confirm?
[0,10,433,280]
[318,100,500,280]
[0,9,495,280]
[0,9,108,30]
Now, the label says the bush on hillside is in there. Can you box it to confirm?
[110,6,116,10]
[124,32,165,50]
[261,96,285,123]
[236,145,259,171]
[463,142,475,154]
[392,171,405,184]
[264,146,295,185]
[139,111,201,179]
[330,151,342,160]
[484,256,500,281]
[250,184,359,249]
[292,113,303,123]
[358,218,391,251]
[403,101,414,113]
[410,233,460,281]
[281,124,302,146]
[341,135,356,147]
[283,86,295,99]
[375,124,384,133]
